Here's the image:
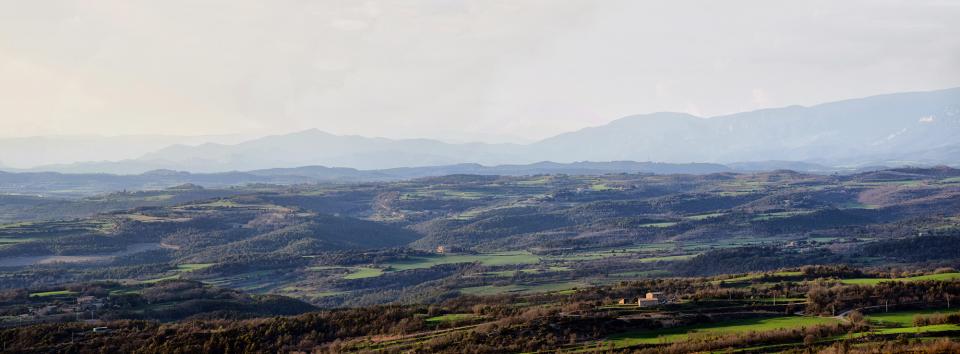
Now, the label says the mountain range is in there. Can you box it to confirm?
[0,134,253,170]
[0,161,742,197]
[530,88,960,165]
[2,87,958,174]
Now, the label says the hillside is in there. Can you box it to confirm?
[0,161,734,198]
[2,167,960,352]
[1,167,958,308]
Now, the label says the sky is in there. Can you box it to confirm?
[1,0,958,143]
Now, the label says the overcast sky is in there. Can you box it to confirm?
[1,0,958,143]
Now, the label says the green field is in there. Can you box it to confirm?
[866,309,959,326]
[0,219,116,235]
[176,263,214,271]
[0,237,36,245]
[484,266,571,277]
[179,200,289,211]
[208,270,286,292]
[590,183,616,191]
[459,281,584,296]
[867,311,927,326]
[548,252,693,263]
[425,313,479,323]
[343,267,384,279]
[300,290,347,298]
[401,190,488,200]
[189,200,240,208]
[609,270,671,278]
[139,263,216,284]
[684,212,726,221]
[385,251,540,271]
[636,254,696,263]
[637,222,678,228]
[601,316,838,348]
[717,271,803,284]
[0,221,33,229]
[840,202,881,210]
[29,290,78,297]
[751,210,814,221]
[140,274,181,284]
[856,309,960,337]
[840,272,960,285]
[542,243,682,262]
[872,324,960,335]
[307,266,384,279]
[515,176,552,185]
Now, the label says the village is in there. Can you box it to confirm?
[0,294,107,330]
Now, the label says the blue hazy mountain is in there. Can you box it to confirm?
[0,161,736,197]
[10,87,959,174]
[530,88,960,165]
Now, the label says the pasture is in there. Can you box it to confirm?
[425,313,479,323]
[600,316,839,348]
[343,267,384,279]
[866,309,956,326]
[29,290,78,297]
[459,281,584,296]
[840,272,960,285]
[385,251,540,271]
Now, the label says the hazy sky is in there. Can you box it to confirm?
[1,0,958,143]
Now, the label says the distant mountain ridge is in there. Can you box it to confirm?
[529,88,960,164]
[0,134,253,170]
[131,129,524,172]
[3,158,929,198]
[0,161,739,197]
[5,87,960,174]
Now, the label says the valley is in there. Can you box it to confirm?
[4,2,958,351]
[2,167,959,352]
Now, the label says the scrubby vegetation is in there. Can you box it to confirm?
[2,167,960,352]
[4,266,960,353]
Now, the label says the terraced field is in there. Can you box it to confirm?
[342,267,384,279]
[425,313,479,323]
[840,272,960,285]
[864,309,960,336]
[597,316,839,349]
[29,290,78,298]
[459,281,585,296]
[384,251,541,271]
[866,309,956,326]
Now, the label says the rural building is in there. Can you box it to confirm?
[637,292,664,307]
[617,292,666,307]
[435,245,463,254]
[36,305,58,316]
[75,296,104,311]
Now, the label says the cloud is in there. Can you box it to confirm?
[329,19,370,31]
[0,0,957,141]
[752,89,770,106]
